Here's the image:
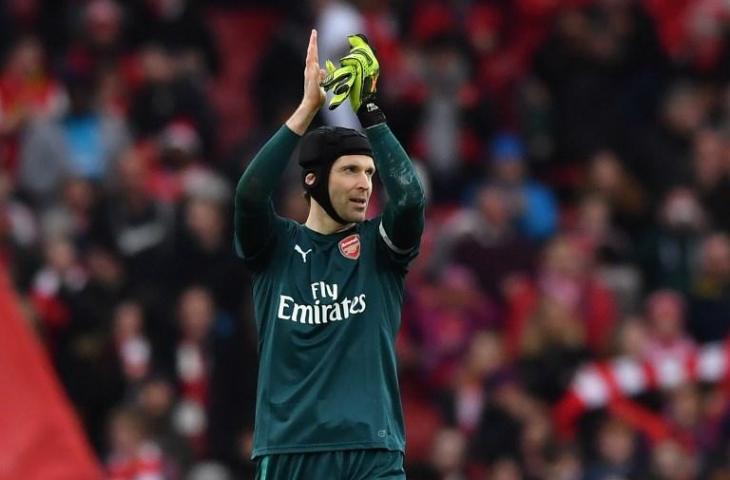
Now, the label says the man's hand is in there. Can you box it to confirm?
[321,60,357,111]
[286,29,326,135]
[320,34,384,126]
[341,34,379,113]
[302,29,326,111]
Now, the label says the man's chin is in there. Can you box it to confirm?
[339,211,366,224]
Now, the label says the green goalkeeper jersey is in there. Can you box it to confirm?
[234,123,425,459]
[246,216,414,457]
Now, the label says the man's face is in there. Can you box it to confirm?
[327,154,375,223]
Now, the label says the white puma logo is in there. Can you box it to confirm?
[294,244,312,263]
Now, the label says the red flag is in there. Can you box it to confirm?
[0,270,102,480]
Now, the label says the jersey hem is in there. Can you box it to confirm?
[251,441,405,459]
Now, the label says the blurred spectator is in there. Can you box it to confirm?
[573,194,629,262]
[469,374,544,468]
[520,407,553,478]
[91,149,174,289]
[0,170,36,241]
[0,169,37,282]
[645,0,728,76]
[173,286,216,455]
[545,446,583,480]
[689,233,730,342]
[47,241,127,452]
[700,386,730,477]
[430,428,468,480]
[534,3,665,163]
[21,73,130,197]
[585,418,642,480]
[442,331,506,436]
[40,177,97,245]
[0,0,66,60]
[129,44,216,154]
[573,194,640,314]
[0,35,67,173]
[30,235,86,337]
[523,235,616,359]
[488,457,524,480]
[129,0,220,78]
[583,149,648,237]
[106,406,166,480]
[489,133,558,241]
[649,439,697,480]
[171,188,249,315]
[614,316,650,359]
[113,300,152,385]
[665,384,704,454]
[172,285,246,461]
[147,120,209,204]
[643,290,697,366]
[691,129,730,232]
[60,74,130,179]
[250,20,309,137]
[18,116,70,206]
[516,77,554,167]
[639,187,708,294]
[628,82,708,201]
[428,183,534,301]
[518,295,589,402]
[73,243,128,331]
[416,34,474,200]
[401,266,497,389]
[62,0,128,81]
[136,375,193,475]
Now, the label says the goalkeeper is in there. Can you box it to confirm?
[234,29,425,479]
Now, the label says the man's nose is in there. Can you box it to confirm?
[356,173,371,189]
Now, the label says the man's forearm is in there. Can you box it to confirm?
[285,102,320,136]
[236,100,318,208]
[235,29,325,261]
[365,123,425,251]
[235,125,300,207]
[234,124,300,257]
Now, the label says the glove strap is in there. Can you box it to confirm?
[357,101,386,128]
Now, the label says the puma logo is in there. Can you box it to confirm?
[294,244,312,263]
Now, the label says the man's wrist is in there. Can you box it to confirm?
[356,101,386,128]
[285,102,320,135]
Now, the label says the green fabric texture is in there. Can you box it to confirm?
[244,217,412,457]
[234,125,300,268]
[365,123,425,253]
[256,450,405,480]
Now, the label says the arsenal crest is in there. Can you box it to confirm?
[338,234,361,260]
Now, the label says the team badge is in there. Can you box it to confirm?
[338,234,361,260]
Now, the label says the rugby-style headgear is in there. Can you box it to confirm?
[298,126,373,224]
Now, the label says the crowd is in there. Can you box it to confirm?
[2,0,730,479]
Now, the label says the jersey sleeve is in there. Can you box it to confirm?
[234,125,300,272]
[234,211,292,272]
[374,216,420,273]
[364,123,425,271]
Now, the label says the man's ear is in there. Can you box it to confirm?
[305,172,316,186]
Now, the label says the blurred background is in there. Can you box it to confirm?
[2,0,730,479]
